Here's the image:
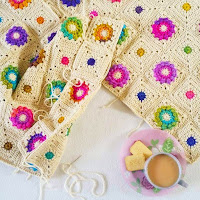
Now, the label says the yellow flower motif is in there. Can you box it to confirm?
[137,48,145,57]
[182,3,191,11]
[93,24,113,42]
[58,117,65,123]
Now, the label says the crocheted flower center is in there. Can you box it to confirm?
[8,73,17,81]
[19,114,27,122]
[54,88,61,96]
[113,71,122,80]
[76,89,84,97]
[34,141,41,149]
[101,29,109,37]
[160,24,168,32]
[68,23,77,32]
[13,32,20,39]
[161,68,170,76]
[162,113,171,121]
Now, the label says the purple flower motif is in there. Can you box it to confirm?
[106,64,130,88]
[26,132,47,152]
[6,26,28,47]
[60,0,81,7]
[152,18,175,40]
[141,176,154,190]
[153,61,177,84]
[48,32,57,43]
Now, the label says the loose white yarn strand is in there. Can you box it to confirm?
[127,119,144,137]
[62,158,106,200]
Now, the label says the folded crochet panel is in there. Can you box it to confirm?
[0,6,124,178]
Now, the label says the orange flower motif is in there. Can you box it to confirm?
[9,0,32,10]
[37,17,45,24]
[93,24,113,42]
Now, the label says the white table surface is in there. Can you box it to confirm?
[0,87,200,200]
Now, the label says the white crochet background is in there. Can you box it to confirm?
[0,87,199,200]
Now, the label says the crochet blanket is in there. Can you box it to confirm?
[0,0,199,179]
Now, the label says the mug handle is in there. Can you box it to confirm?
[178,180,188,188]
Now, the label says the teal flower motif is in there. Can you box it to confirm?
[46,80,66,103]
[45,152,54,160]
[1,65,19,89]
[61,17,83,40]
[154,106,179,130]
[118,24,129,45]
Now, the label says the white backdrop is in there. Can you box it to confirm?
[0,87,200,200]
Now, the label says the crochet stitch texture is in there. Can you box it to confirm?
[0,0,200,179]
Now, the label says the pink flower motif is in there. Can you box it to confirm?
[70,81,89,103]
[106,64,130,88]
[89,10,98,19]
[153,61,177,84]
[109,0,121,2]
[10,106,34,130]
[141,176,154,190]
[61,57,69,65]
[186,90,195,99]
[152,18,175,40]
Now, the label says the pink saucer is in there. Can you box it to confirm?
[120,129,187,196]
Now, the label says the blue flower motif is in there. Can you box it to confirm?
[60,0,81,7]
[135,6,143,14]
[137,91,146,102]
[187,136,197,147]
[87,58,96,66]
[0,17,2,23]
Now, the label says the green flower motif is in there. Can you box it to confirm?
[154,106,179,130]
[46,80,66,103]
[1,65,19,89]
[118,24,129,45]
[184,46,192,54]
[61,17,83,40]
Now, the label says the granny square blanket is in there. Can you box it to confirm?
[0,0,199,179]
